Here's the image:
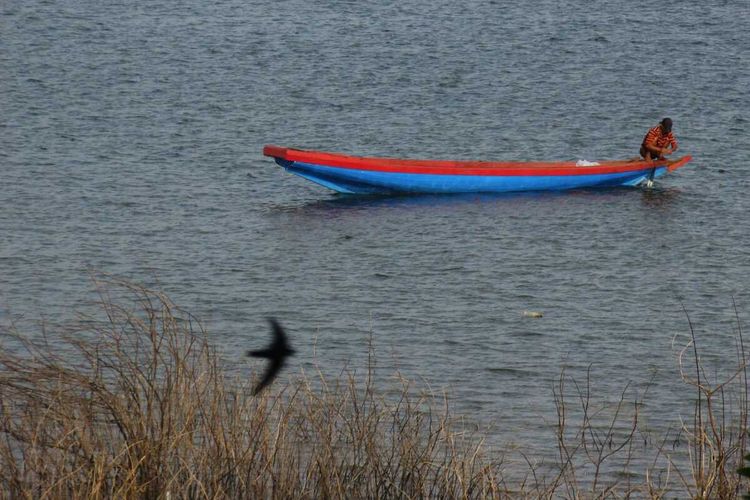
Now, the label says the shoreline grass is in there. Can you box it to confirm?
[0,278,748,498]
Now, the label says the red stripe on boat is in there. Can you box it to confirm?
[263,145,692,177]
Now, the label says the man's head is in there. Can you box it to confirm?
[660,117,673,133]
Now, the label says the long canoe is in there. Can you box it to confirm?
[263,145,692,194]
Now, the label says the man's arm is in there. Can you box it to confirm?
[644,140,664,156]
[646,137,677,157]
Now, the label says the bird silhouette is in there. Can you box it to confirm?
[247,318,295,395]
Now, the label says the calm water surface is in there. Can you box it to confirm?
[2,0,749,481]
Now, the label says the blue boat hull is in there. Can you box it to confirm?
[278,159,669,194]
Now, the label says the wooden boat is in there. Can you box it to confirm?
[263,145,692,194]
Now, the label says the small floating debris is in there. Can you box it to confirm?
[523,311,544,318]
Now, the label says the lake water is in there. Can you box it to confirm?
[2,0,749,484]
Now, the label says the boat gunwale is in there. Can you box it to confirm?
[264,145,692,177]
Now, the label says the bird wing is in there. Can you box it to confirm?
[253,357,284,395]
[269,318,291,351]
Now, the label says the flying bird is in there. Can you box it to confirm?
[247,318,295,395]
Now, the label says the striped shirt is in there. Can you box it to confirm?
[642,125,678,149]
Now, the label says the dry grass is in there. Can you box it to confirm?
[665,301,749,499]
[0,278,748,499]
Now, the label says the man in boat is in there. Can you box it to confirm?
[640,118,678,161]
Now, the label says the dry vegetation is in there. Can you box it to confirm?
[0,278,748,498]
